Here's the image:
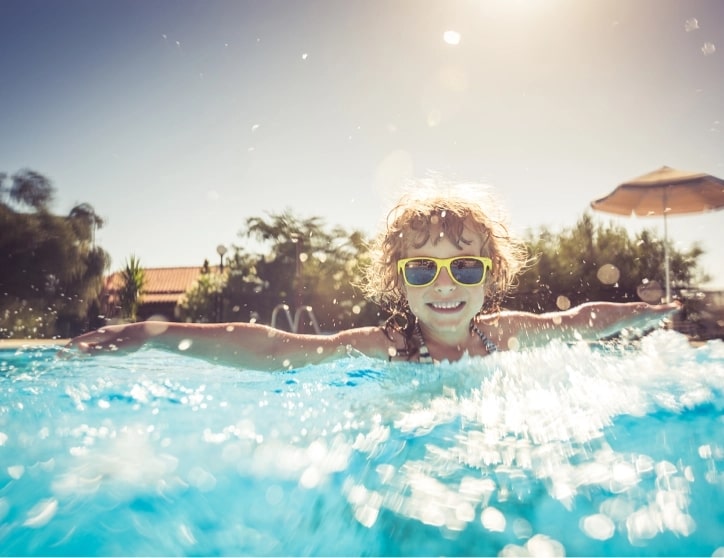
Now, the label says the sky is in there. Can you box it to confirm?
[1,0,723,289]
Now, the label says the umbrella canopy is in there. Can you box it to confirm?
[591,165,724,302]
[591,166,724,216]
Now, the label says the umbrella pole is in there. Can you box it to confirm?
[663,211,671,303]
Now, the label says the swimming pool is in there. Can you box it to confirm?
[1,330,723,556]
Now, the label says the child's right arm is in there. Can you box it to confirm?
[64,321,396,371]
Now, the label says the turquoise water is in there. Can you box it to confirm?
[1,330,723,556]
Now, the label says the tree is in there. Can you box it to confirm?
[118,255,146,322]
[177,270,227,323]
[1,169,55,211]
[0,169,110,338]
[512,213,708,312]
[219,210,380,331]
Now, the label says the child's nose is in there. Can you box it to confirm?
[434,267,456,291]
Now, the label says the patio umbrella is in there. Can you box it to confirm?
[591,165,724,302]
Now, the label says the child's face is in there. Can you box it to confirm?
[401,224,487,339]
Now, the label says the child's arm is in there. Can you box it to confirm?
[64,321,395,371]
[487,301,681,349]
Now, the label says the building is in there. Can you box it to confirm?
[101,266,218,322]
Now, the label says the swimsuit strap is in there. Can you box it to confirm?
[413,323,434,364]
[413,321,497,364]
[470,321,499,353]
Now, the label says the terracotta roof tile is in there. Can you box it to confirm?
[103,266,219,302]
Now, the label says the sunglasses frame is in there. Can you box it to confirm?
[397,256,493,287]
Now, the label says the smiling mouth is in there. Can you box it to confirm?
[427,301,465,312]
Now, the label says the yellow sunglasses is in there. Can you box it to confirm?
[397,256,493,287]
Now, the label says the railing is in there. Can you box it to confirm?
[270,304,321,334]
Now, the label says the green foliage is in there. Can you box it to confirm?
[177,271,227,323]
[0,170,110,338]
[220,210,381,330]
[2,169,55,211]
[118,255,146,322]
[512,213,708,312]
[187,210,709,330]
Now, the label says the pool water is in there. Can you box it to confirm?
[1,330,723,556]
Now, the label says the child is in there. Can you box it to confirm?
[66,182,679,370]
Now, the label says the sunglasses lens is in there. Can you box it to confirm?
[450,258,485,285]
[403,259,438,286]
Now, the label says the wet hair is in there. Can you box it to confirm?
[358,181,528,352]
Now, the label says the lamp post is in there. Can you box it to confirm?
[216,244,227,273]
[216,244,227,321]
[290,234,302,310]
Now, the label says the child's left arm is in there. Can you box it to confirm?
[490,301,681,349]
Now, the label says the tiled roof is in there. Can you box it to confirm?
[103,266,219,304]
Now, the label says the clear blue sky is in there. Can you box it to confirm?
[1,0,723,288]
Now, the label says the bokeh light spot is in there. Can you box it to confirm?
[637,280,663,303]
[556,295,571,310]
[597,263,620,285]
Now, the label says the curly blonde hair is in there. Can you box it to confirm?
[360,181,528,334]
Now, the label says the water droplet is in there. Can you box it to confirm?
[443,30,461,45]
[8,465,24,479]
[556,295,571,310]
[580,513,615,540]
[702,42,716,55]
[427,109,442,127]
[23,498,58,528]
[526,534,565,556]
[178,339,192,351]
[684,18,699,32]
[481,506,506,531]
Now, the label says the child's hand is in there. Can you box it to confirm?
[61,323,151,356]
[652,300,682,318]
[629,300,682,332]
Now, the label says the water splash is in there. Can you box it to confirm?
[0,332,722,555]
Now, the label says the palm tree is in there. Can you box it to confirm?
[68,203,104,245]
[119,255,146,321]
[1,169,55,211]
